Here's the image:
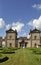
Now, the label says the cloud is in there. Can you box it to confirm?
[27,16,41,30]
[12,22,24,32]
[6,24,11,30]
[32,4,41,9]
[22,32,27,37]
[20,33,30,39]
[27,35,30,39]
[6,22,24,32]
[0,18,5,28]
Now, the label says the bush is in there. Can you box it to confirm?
[0,56,9,63]
[33,48,41,55]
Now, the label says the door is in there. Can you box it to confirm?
[20,41,25,48]
[21,42,25,48]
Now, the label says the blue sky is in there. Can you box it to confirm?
[0,0,41,38]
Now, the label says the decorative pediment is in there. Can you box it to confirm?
[6,28,17,34]
[29,28,40,34]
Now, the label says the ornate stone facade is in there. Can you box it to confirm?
[0,28,41,48]
[0,37,2,47]
[5,29,17,47]
[18,37,30,48]
[18,28,41,48]
[29,28,41,48]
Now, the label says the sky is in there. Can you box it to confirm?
[0,0,41,38]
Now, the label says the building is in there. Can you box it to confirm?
[18,28,41,48]
[18,37,30,48]
[0,28,41,48]
[5,29,17,47]
[0,37,2,47]
[29,28,41,48]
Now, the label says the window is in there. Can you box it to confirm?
[10,43,12,47]
[25,43,27,47]
[34,36,37,40]
[34,43,36,47]
[10,35,12,39]
[20,43,21,47]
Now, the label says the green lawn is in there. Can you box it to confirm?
[0,48,41,65]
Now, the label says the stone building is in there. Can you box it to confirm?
[5,29,17,47]
[0,28,41,48]
[0,37,2,47]
[18,28,41,48]
[29,28,41,48]
[18,37,30,48]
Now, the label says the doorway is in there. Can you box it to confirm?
[20,40,25,48]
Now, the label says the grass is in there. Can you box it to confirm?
[0,48,41,65]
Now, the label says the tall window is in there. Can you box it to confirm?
[34,43,36,47]
[10,35,12,39]
[10,43,12,47]
[34,36,37,40]
[25,43,27,48]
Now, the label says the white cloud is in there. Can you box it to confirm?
[27,16,41,30]
[20,32,30,38]
[27,35,30,39]
[0,18,5,28]
[22,32,27,37]
[27,20,33,26]
[6,24,11,30]
[12,22,24,32]
[6,22,24,32]
[32,4,41,9]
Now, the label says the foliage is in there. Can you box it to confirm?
[0,48,41,65]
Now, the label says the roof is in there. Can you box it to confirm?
[6,28,17,34]
[29,28,40,34]
[18,37,29,40]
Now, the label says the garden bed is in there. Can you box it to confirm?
[0,56,9,63]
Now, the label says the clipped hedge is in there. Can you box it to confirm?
[32,48,41,55]
[0,56,9,63]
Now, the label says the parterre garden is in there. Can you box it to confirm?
[0,47,41,65]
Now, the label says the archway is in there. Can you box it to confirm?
[20,40,27,48]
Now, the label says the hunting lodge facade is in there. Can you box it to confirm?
[0,28,41,48]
